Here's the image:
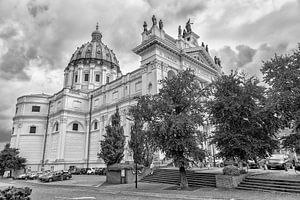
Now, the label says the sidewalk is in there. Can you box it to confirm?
[98,181,300,200]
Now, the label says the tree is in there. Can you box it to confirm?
[140,69,207,189]
[128,96,156,167]
[261,45,300,153]
[208,71,280,163]
[0,143,26,177]
[98,106,126,166]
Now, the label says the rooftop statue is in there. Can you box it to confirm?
[178,25,182,36]
[183,29,186,38]
[152,15,157,26]
[186,19,193,33]
[143,21,147,32]
[159,19,163,29]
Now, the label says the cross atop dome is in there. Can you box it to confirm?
[91,22,102,42]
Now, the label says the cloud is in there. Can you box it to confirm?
[27,0,49,18]
[214,42,289,79]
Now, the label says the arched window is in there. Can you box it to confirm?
[167,70,176,79]
[72,123,79,131]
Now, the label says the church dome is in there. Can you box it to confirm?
[69,24,120,70]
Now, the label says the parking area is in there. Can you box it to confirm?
[26,174,106,187]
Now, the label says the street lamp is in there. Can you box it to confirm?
[126,116,138,189]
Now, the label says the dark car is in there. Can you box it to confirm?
[266,154,293,170]
[95,168,106,175]
[61,171,72,180]
[39,171,63,182]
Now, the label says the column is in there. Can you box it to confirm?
[58,117,67,160]
[84,119,90,167]
[89,64,95,89]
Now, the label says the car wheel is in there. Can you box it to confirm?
[267,166,271,170]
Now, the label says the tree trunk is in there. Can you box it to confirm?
[179,166,189,189]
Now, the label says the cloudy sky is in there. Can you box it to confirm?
[0,0,300,143]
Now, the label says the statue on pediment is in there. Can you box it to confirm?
[152,15,157,26]
[143,21,147,32]
[186,19,193,33]
[159,19,163,29]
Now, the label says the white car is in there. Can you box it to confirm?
[86,168,96,175]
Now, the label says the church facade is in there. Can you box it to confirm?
[10,16,222,172]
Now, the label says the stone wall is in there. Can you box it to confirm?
[216,174,248,188]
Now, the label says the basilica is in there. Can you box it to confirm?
[10,16,222,171]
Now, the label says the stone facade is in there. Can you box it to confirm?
[10,17,222,172]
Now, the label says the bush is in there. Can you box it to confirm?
[223,165,240,176]
[0,186,32,200]
[223,165,248,176]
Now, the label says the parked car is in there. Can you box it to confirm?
[80,168,89,175]
[87,168,96,175]
[71,168,82,175]
[61,171,72,180]
[95,168,107,175]
[14,172,31,180]
[266,154,293,170]
[39,171,63,182]
[223,158,246,167]
[247,160,260,169]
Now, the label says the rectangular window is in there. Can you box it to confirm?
[15,107,18,114]
[32,106,40,112]
[75,75,78,83]
[12,128,14,135]
[94,122,98,130]
[72,123,78,131]
[106,76,110,84]
[95,74,100,82]
[84,74,89,81]
[29,126,36,133]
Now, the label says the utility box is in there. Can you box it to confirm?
[106,163,145,184]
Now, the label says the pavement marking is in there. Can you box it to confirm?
[55,197,96,200]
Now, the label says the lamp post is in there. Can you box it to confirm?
[126,116,138,189]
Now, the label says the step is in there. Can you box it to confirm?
[237,185,300,193]
[244,179,300,187]
[239,182,300,190]
[246,177,300,184]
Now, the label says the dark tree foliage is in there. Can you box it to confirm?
[128,96,156,167]
[0,144,26,176]
[208,72,279,162]
[143,69,207,189]
[261,45,300,153]
[98,106,126,166]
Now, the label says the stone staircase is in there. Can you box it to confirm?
[237,177,300,193]
[140,168,216,187]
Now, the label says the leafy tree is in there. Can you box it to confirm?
[208,71,280,163]
[261,45,300,153]
[141,69,206,189]
[128,96,157,167]
[98,106,126,166]
[0,143,26,177]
